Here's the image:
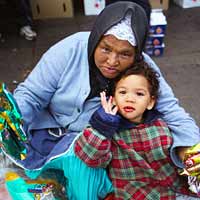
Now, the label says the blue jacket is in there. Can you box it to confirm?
[14,32,200,168]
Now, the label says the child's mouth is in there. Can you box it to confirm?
[123,106,135,112]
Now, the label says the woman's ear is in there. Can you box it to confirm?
[147,97,156,110]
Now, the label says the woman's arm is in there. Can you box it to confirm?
[14,51,60,128]
[13,35,79,131]
[143,53,200,167]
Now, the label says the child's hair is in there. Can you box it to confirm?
[112,61,160,101]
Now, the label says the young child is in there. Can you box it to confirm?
[74,61,196,199]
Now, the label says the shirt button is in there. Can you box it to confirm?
[77,108,81,113]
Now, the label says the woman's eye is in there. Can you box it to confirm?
[120,52,132,58]
[101,47,110,53]
[122,53,129,57]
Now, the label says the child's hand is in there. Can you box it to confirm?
[100,91,118,115]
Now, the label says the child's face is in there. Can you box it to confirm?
[113,74,155,123]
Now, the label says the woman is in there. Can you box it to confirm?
[11,1,200,199]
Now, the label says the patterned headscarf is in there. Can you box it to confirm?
[104,14,137,47]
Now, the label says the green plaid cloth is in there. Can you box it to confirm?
[75,118,194,199]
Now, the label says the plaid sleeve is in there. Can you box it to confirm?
[74,127,112,168]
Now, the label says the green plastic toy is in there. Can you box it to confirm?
[0,83,28,160]
[5,171,61,200]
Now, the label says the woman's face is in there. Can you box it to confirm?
[94,35,136,79]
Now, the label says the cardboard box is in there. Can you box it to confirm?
[30,0,74,19]
[149,9,167,34]
[83,0,105,15]
[145,43,165,57]
[149,0,169,10]
[149,25,167,34]
[146,34,165,46]
[174,0,200,8]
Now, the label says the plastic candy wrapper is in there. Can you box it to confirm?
[0,151,13,200]
[0,84,67,200]
[5,172,65,200]
[0,151,66,200]
[0,83,28,160]
[179,143,200,196]
[0,156,66,200]
[187,176,200,196]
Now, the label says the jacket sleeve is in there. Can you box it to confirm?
[74,127,112,168]
[89,107,121,139]
[13,51,59,130]
[143,53,200,168]
[13,34,82,132]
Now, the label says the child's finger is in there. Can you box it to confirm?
[108,96,112,110]
[100,91,109,112]
[100,92,106,105]
[112,106,118,115]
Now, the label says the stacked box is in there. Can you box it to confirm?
[174,0,200,8]
[145,9,167,57]
[30,0,74,19]
[149,0,169,10]
[83,0,105,15]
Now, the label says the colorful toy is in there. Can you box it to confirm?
[0,83,28,160]
[5,171,34,200]
[4,171,63,200]
[180,143,200,177]
[179,143,200,196]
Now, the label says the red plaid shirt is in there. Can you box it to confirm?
[75,118,191,199]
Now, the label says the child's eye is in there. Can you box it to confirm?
[137,92,145,96]
[119,91,126,95]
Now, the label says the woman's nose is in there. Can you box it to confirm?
[107,53,119,66]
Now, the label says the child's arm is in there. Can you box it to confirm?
[74,127,112,168]
[75,92,120,168]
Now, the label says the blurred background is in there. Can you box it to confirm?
[0,0,200,125]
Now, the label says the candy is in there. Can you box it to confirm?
[185,154,200,168]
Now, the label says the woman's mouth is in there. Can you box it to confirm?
[103,67,118,74]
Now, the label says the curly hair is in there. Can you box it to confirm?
[112,60,160,101]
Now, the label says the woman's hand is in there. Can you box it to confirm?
[100,91,118,115]
[178,144,200,176]
[176,147,190,162]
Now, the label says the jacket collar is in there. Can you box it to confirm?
[119,109,163,130]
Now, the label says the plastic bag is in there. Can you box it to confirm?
[0,83,28,161]
[0,151,14,200]
[0,151,66,200]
